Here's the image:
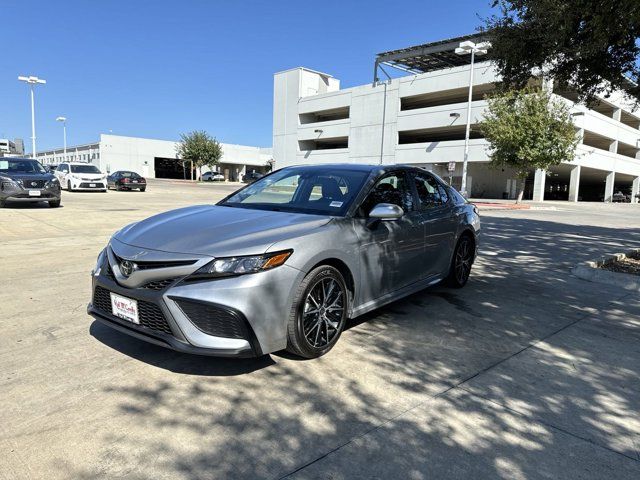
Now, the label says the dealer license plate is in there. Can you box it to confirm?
[28,190,41,196]
[110,292,139,324]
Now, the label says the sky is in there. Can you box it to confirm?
[2,0,496,152]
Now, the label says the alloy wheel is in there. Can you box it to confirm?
[454,237,473,284]
[302,277,345,348]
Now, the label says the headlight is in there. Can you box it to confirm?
[0,176,21,189]
[45,178,60,188]
[191,250,292,279]
[92,248,107,276]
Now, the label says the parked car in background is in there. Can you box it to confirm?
[107,171,147,191]
[88,164,480,359]
[55,162,107,192]
[612,191,631,203]
[202,171,225,182]
[0,157,61,208]
[242,171,264,183]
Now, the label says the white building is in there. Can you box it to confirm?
[273,34,640,202]
[37,134,272,181]
[0,138,24,156]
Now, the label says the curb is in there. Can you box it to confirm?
[572,249,640,292]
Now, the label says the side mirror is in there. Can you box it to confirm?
[367,203,404,227]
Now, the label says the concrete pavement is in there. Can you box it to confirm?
[1,182,639,479]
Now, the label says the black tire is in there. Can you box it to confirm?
[140,188,146,192]
[67,180,72,192]
[0,199,5,208]
[445,234,475,288]
[49,199,61,208]
[286,265,348,359]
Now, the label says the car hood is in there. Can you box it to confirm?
[71,172,104,178]
[1,172,55,183]
[114,205,331,257]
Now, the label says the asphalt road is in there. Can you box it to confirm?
[1,180,639,479]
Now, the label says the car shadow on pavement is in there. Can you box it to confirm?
[63,215,640,480]
[89,321,276,376]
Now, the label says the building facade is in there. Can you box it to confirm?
[0,138,25,156]
[36,134,272,181]
[273,37,640,202]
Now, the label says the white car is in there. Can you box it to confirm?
[55,162,108,192]
[202,171,225,181]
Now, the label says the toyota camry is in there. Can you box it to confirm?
[88,164,479,358]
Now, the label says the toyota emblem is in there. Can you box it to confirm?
[120,260,137,277]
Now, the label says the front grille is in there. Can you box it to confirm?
[23,180,45,188]
[141,278,178,290]
[93,286,173,335]
[112,252,196,271]
[136,260,196,270]
[79,182,104,188]
[175,299,248,339]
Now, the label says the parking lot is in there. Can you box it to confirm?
[1,180,640,479]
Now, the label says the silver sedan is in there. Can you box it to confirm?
[88,164,480,358]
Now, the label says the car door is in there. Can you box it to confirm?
[352,170,425,304]
[56,164,68,184]
[412,171,457,277]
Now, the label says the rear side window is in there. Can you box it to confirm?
[414,173,445,209]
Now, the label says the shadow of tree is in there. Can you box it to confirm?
[59,215,640,479]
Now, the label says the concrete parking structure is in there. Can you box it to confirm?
[1,181,639,479]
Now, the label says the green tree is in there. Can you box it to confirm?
[481,88,578,203]
[485,0,640,102]
[175,131,223,179]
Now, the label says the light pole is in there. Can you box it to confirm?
[454,41,490,197]
[18,75,47,159]
[56,116,67,158]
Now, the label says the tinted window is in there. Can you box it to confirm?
[120,171,140,178]
[437,184,449,204]
[0,159,46,174]
[220,166,370,216]
[71,164,101,174]
[360,172,413,215]
[414,173,445,209]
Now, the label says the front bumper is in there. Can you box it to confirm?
[72,180,106,190]
[1,184,61,203]
[87,242,303,357]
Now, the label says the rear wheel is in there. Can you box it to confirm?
[140,188,146,192]
[0,199,5,208]
[286,265,348,359]
[445,234,475,288]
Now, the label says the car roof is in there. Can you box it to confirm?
[280,163,420,173]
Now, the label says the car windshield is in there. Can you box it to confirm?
[0,159,46,174]
[71,164,101,174]
[219,166,370,216]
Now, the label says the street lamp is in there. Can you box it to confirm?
[454,41,491,197]
[56,116,67,157]
[18,75,47,159]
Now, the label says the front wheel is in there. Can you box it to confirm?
[445,234,475,288]
[49,199,61,208]
[286,265,348,359]
[67,180,73,192]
